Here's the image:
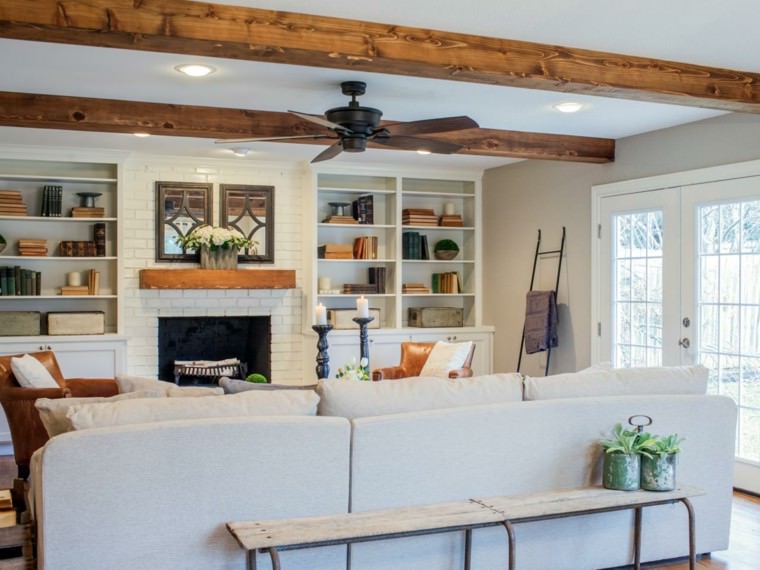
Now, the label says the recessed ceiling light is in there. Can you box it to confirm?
[231,148,250,157]
[133,132,151,138]
[416,149,432,155]
[174,64,216,77]
[553,102,584,113]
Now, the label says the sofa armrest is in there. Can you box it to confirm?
[448,368,474,379]
[0,386,68,401]
[65,378,119,397]
[372,367,407,381]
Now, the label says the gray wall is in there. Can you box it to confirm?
[483,112,760,376]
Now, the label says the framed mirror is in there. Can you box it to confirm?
[156,181,212,261]
[220,184,274,263]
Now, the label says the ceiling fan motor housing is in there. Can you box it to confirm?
[325,105,383,152]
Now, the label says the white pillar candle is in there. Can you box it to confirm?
[356,295,369,319]
[444,202,456,215]
[315,303,327,325]
[66,271,82,287]
[318,276,331,292]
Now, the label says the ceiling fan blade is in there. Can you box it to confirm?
[288,110,349,132]
[311,141,344,163]
[214,135,332,144]
[382,116,479,136]
[373,136,463,154]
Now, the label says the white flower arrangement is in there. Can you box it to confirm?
[335,357,370,381]
[176,225,256,252]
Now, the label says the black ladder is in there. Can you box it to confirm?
[516,227,566,376]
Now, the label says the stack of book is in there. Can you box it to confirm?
[431,272,462,294]
[59,240,97,257]
[352,236,378,259]
[60,285,89,296]
[402,208,438,226]
[368,267,386,294]
[402,282,431,294]
[88,268,101,295]
[322,214,359,224]
[17,238,48,256]
[318,243,353,259]
[0,266,42,296]
[402,232,430,260]
[0,190,28,216]
[351,194,374,224]
[41,185,63,217]
[342,283,378,294]
[71,207,105,218]
[439,214,464,227]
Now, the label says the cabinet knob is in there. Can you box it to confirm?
[46,345,52,350]
[38,345,44,351]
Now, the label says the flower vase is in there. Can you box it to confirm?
[200,245,238,270]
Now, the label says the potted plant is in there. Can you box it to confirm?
[335,357,370,381]
[641,433,683,491]
[600,423,657,491]
[176,225,255,269]
[433,239,460,260]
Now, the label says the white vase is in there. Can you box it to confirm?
[200,245,238,270]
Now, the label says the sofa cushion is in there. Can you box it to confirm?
[35,390,164,436]
[66,389,320,430]
[419,341,473,378]
[10,354,59,389]
[317,373,523,418]
[116,375,223,397]
[219,377,317,394]
[524,365,708,400]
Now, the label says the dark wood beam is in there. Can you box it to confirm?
[0,1,758,113]
[0,92,615,163]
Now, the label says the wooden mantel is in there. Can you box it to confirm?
[139,269,296,290]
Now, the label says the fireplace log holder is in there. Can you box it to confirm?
[173,362,248,385]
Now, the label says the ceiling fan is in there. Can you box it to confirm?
[215,81,479,163]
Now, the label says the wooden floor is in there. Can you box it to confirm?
[0,454,754,568]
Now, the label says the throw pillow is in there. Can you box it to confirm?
[66,389,320,430]
[116,375,223,397]
[418,341,474,378]
[523,364,708,401]
[317,373,523,418]
[219,377,317,394]
[10,354,60,389]
[35,390,164,437]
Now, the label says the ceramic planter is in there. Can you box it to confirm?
[603,453,641,491]
[641,454,677,491]
[200,245,238,270]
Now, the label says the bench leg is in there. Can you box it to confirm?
[268,547,282,570]
[464,528,472,570]
[634,506,642,570]
[501,520,515,570]
[680,498,696,570]
[247,549,256,570]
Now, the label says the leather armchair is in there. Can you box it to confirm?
[0,351,118,479]
[371,342,476,381]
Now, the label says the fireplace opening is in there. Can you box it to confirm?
[158,316,271,385]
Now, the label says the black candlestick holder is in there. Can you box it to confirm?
[352,316,375,373]
[312,324,334,380]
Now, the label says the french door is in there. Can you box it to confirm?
[595,173,760,493]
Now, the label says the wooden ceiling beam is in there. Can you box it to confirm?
[0,1,759,113]
[0,92,614,163]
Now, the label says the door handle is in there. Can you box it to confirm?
[678,338,690,349]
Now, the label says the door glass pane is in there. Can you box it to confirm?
[612,211,663,367]
[698,199,760,464]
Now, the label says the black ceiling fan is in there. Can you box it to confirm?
[215,81,479,163]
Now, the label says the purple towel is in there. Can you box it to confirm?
[523,291,558,354]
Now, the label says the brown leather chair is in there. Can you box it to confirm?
[371,342,475,381]
[0,351,119,479]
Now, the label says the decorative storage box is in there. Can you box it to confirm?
[0,311,42,336]
[408,307,464,328]
[47,311,105,335]
[327,308,381,329]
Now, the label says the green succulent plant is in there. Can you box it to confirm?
[434,239,459,252]
[245,372,268,384]
[601,423,658,457]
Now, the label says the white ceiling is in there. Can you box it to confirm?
[1,0,757,170]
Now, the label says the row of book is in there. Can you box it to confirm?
[0,190,28,216]
[17,238,48,256]
[402,232,430,260]
[59,241,99,257]
[0,266,42,296]
[342,283,378,294]
[41,185,64,217]
[367,266,387,294]
[71,207,105,218]
[432,271,462,294]
[353,236,378,259]
[402,282,431,294]
[318,243,353,259]
[351,194,374,224]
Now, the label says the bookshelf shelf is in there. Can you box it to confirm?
[0,256,117,261]
[0,216,117,222]
[0,295,118,300]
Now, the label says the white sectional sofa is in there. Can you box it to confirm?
[29,367,736,570]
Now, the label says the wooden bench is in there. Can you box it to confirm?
[227,484,704,570]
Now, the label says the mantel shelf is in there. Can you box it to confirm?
[139,269,296,290]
